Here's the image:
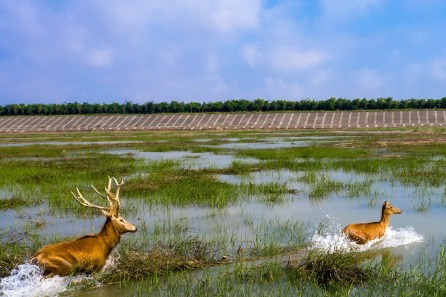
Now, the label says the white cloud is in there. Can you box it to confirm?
[269,46,327,72]
[0,1,59,43]
[204,0,261,32]
[1,0,446,104]
[102,0,261,34]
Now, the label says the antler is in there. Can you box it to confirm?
[71,176,125,217]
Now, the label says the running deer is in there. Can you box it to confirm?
[30,177,137,276]
[342,200,402,244]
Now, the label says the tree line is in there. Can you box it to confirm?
[1,97,446,116]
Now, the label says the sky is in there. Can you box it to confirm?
[1,0,446,105]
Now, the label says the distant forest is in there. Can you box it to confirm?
[2,97,446,116]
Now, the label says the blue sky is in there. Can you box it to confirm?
[1,0,446,105]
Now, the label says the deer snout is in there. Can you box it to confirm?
[126,222,138,232]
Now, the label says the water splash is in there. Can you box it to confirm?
[310,225,424,254]
[0,252,120,297]
[0,264,70,297]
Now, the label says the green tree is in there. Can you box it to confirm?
[169,101,185,113]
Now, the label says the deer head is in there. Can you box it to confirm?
[382,200,402,216]
[71,176,137,233]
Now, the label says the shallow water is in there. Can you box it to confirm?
[0,226,423,297]
[212,136,341,150]
[105,149,259,169]
[0,133,444,296]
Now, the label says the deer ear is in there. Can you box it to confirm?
[383,200,389,207]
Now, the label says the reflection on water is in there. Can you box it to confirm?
[105,149,259,169]
[219,169,304,185]
[211,136,341,150]
[0,198,106,244]
[0,133,444,296]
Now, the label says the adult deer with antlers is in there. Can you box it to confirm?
[342,200,402,244]
[30,177,137,276]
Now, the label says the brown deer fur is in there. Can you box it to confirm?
[342,200,402,244]
[30,177,137,277]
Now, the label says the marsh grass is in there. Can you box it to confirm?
[303,173,344,200]
[239,181,297,203]
[0,197,36,209]
[298,170,376,200]
[287,251,394,293]
[255,182,293,195]
[0,243,33,277]
[375,245,446,296]
[249,221,308,258]
[100,237,222,283]
[236,145,370,163]
[225,160,261,175]
[4,129,446,295]
[115,245,446,296]
[228,261,285,284]
[152,219,190,237]
[0,150,141,213]
[125,162,237,207]
[345,180,374,198]
[4,129,446,210]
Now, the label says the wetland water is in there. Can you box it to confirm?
[0,132,443,296]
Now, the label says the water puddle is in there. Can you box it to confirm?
[212,136,341,150]
[105,149,259,169]
[219,169,304,185]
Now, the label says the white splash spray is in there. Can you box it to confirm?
[0,264,70,297]
[0,252,120,297]
[310,217,424,254]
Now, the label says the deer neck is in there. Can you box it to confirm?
[379,212,391,229]
[98,217,121,252]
